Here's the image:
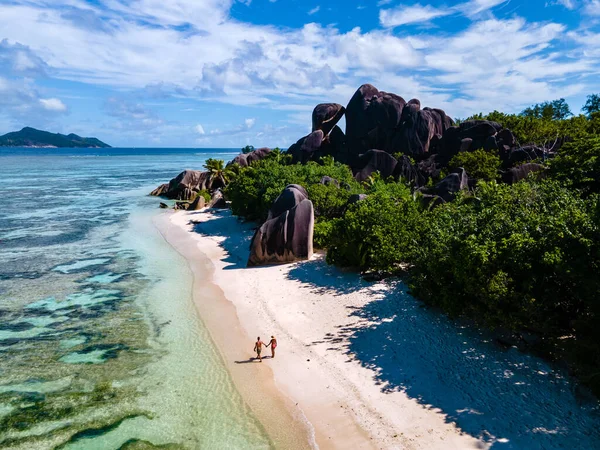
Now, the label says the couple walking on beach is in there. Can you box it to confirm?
[254,336,277,362]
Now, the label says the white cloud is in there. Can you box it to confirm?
[552,0,577,9]
[39,98,67,112]
[459,0,507,16]
[0,0,597,143]
[380,4,451,27]
[308,6,320,15]
[380,0,508,27]
[583,0,600,15]
[195,124,205,134]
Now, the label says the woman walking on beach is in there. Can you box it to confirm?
[266,336,277,359]
[254,337,266,362]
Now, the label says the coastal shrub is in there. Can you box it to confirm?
[313,219,338,249]
[472,111,591,145]
[409,180,600,338]
[225,159,357,222]
[548,136,600,196]
[448,149,501,181]
[196,189,211,203]
[326,183,424,272]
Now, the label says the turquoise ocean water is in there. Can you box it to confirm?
[0,148,272,449]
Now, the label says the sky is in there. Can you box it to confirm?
[0,0,599,148]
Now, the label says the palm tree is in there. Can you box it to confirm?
[204,158,227,189]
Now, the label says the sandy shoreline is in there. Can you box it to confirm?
[157,208,600,450]
[156,209,481,450]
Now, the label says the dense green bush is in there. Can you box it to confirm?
[196,189,211,203]
[472,111,591,145]
[549,136,600,196]
[326,182,424,272]
[448,149,501,181]
[225,158,359,222]
[409,180,599,335]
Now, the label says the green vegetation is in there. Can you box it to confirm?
[225,158,358,222]
[549,136,600,196]
[582,94,600,117]
[0,127,110,148]
[521,98,572,120]
[470,111,592,145]
[204,158,236,188]
[448,149,501,181]
[224,99,600,395]
[196,189,211,203]
[326,182,423,271]
[241,145,255,154]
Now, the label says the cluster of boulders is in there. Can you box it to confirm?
[150,82,555,267]
[287,83,550,197]
[248,184,314,266]
[150,148,274,209]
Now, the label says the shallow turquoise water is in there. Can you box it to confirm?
[0,148,271,449]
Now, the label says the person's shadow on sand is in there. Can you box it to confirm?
[235,356,272,364]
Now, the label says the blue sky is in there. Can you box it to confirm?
[0,0,599,148]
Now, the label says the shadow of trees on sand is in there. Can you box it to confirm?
[336,281,600,449]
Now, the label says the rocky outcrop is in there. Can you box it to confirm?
[189,195,206,210]
[208,190,227,208]
[150,170,212,201]
[501,163,546,184]
[418,168,469,203]
[320,176,339,187]
[312,103,345,136]
[354,150,398,183]
[151,184,169,197]
[288,130,325,164]
[345,84,408,164]
[394,155,425,187]
[248,185,314,266]
[433,120,504,161]
[229,147,272,167]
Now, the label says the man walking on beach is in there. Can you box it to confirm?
[254,337,266,362]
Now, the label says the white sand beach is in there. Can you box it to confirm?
[157,208,600,450]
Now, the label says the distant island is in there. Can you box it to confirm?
[0,127,111,148]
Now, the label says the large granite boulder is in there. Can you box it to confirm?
[435,168,469,201]
[393,99,441,156]
[434,120,504,161]
[345,84,384,164]
[354,150,398,183]
[248,185,314,266]
[312,103,346,136]
[189,195,206,211]
[365,91,406,152]
[288,130,325,164]
[150,183,169,196]
[501,163,546,184]
[393,155,425,186]
[229,147,272,167]
[418,168,469,202]
[318,125,349,163]
[417,154,442,182]
[267,184,309,220]
[208,189,227,208]
[150,170,211,201]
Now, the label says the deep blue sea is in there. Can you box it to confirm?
[0,148,272,449]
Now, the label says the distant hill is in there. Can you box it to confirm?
[0,127,111,148]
